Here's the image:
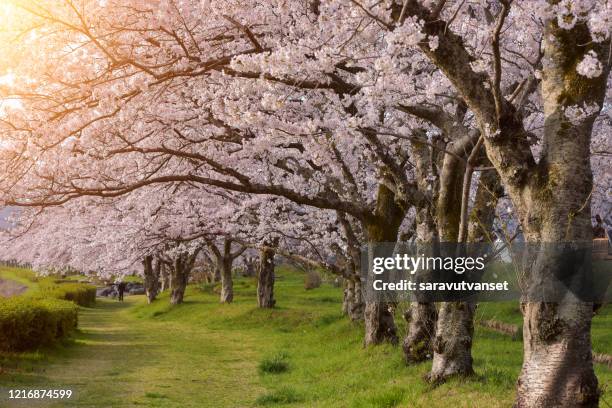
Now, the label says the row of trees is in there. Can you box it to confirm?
[0,1,610,406]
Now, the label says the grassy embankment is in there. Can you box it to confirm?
[0,266,610,407]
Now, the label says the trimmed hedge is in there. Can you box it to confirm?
[0,297,78,351]
[37,282,97,307]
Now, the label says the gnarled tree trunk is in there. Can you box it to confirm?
[363,302,397,345]
[159,262,169,292]
[390,1,608,400]
[219,257,233,303]
[207,238,245,304]
[428,167,502,381]
[337,212,365,322]
[403,143,439,363]
[257,246,276,308]
[403,301,438,363]
[170,255,188,305]
[514,20,608,407]
[169,250,200,305]
[342,278,365,322]
[363,181,405,346]
[428,301,476,382]
[143,255,160,304]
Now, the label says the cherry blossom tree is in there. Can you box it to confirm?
[0,1,610,405]
[349,0,610,405]
[0,0,425,345]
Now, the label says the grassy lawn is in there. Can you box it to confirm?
[0,266,41,292]
[478,301,612,355]
[0,267,610,407]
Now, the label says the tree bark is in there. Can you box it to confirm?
[403,142,439,363]
[170,255,188,305]
[159,262,169,292]
[169,250,199,305]
[363,181,404,346]
[342,278,365,322]
[219,257,233,303]
[207,238,244,304]
[338,212,365,322]
[427,301,476,382]
[257,246,276,308]
[363,302,398,346]
[143,255,160,304]
[403,302,438,363]
[514,20,609,407]
[429,169,502,381]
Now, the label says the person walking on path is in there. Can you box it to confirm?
[117,280,127,301]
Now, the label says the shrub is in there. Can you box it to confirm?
[258,352,290,374]
[37,281,97,307]
[0,297,78,352]
[304,270,322,290]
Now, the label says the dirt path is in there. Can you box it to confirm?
[0,278,27,298]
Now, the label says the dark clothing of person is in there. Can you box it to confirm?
[593,224,605,238]
[117,282,127,301]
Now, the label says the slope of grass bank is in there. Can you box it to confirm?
[478,301,612,354]
[0,267,610,407]
[0,267,40,293]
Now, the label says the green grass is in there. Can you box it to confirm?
[0,266,141,290]
[1,267,96,307]
[477,301,612,354]
[0,267,610,407]
[0,266,41,292]
[259,351,290,374]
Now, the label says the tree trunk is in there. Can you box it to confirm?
[404,302,438,364]
[342,278,353,315]
[513,20,609,407]
[170,255,190,305]
[392,3,607,402]
[219,258,233,304]
[516,299,598,407]
[160,263,169,292]
[170,279,186,305]
[257,246,276,308]
[364,302,398,345]
[343,278,365,322]
[403,141,440,363]
[362,181,404,346]
[142,255,160,304]
[428,169,502,381]
[516,202,599,405]
[338,212,365,322]
[427,301,476,383]
[429,136,468,377]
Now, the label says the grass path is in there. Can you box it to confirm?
[1,269,611,407]
[2,297,263,408]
